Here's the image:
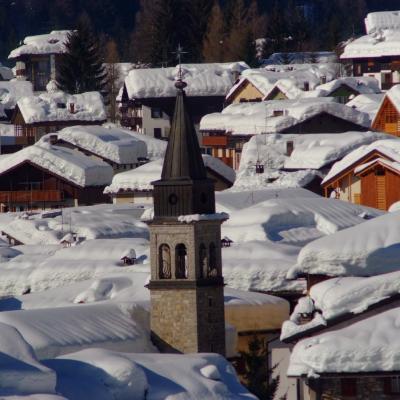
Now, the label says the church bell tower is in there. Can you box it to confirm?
[147,76,226,355]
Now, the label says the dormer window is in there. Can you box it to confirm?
[48,39,59,44]
[273,110,284,117]
[57,102,66,109]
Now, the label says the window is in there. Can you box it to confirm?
[154,128,162,139]
[208,243,218,277]
[175,244,188,279]
[159,244,171,279]
[199,243,207,278]
[151,107,162,119]
[384,376,400,394]
[341,378,357,397]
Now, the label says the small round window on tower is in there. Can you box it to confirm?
[168,193,178,205]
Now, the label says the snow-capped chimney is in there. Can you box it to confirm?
[69,102,75,114]
[320,76,327,84]
[303,81,310,91]
[49,134,58,145]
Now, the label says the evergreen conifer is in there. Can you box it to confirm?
[57,16,107,95]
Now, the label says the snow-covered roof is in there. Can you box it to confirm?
[0,142,113,187]
[342,30,400,59]
[365,10,400,34]
[316,76,381,96]
[288,304,400,376]
[346,93,384,121]
[104,155,235,194]
[50,125,148,165]
[287,209,400,279]
[0,80,34,110]
[16,90,106,124]
[9,30,70,59]
[384,84,400,112]
[226,65,338,101]
[355,157,400,175]
[124,62,248,99]
[200,98,370,135]
[322,138,400,184]
[263,52,338,65]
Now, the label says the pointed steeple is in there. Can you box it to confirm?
[161,81,207,181]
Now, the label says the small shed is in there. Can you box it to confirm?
[120,248,136,265]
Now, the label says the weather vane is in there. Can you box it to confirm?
[172,43,188,81]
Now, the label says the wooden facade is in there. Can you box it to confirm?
[225,79,264,105]
[11,105,106,145]
[372,97,400,137]
[323,150,400,211]
[0,161,109,212]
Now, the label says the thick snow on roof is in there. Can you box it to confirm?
[104,154,235,194]
[316,76,381,95]
[287,210,400,279]
[322,138,400,184]
[53,125,148,164]
[0,80,34,109]
[200,98,370,135]
[0,206,148,248]
[281,271,400,341]
[288,305,400,376]
[0,302,155,359]
[49,350,255,400]
[341,28,400,59]
[226,65,337,101]
[385,84,400,112]
[365,10,400,34]
[17,91,106,124]
[124,62,248,99]
[263,53,338,65]
[346,93,384,121]
[0,142,112,187]
[9,30,70,59]
[221,194,382,292]
[0,321,56,396]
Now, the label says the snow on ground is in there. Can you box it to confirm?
[200,98,370,135]
[288,305,400,377]
[105,155,235,194]
[9,31,70,59]
[46,350,255,400]
[51,125,148,165]
[124,62,248,99]
[220,193,383,292]
[17,91,106,124]
[346,93,384,121]
[0,141,113,187]
[288,210,398,279]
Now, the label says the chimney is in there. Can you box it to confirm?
[303,81,310,91]
[49,134,58,145]
[320,75,327,84]
[69,102,75,114]
[286,140,294,156]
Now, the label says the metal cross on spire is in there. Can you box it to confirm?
[173,43,188,81]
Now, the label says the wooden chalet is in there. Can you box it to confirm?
[11,91,107,145]
[322,145,400,211]
[0,144,112,212]
[372,86,400,136]
[8,31,69,92]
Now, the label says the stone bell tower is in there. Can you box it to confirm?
[147,76,226,355]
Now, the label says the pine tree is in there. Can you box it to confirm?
[57,15,107,95]
[202,1,226,62]
[240,335,281,400]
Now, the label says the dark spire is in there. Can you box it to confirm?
[161,82,207,181]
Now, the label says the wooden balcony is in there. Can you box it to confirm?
[202,136,228,147]
[0,190,63,203]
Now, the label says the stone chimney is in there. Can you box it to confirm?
[49,134,58,145]
[69,102,75,114]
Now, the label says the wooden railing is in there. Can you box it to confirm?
[0,190,63,203]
